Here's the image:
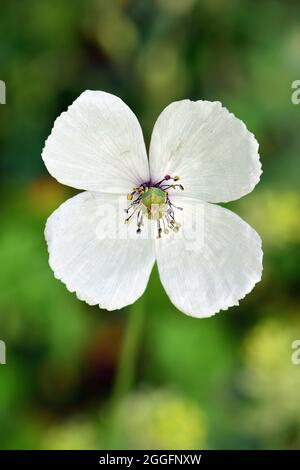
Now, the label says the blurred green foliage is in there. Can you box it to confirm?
[0,0,300,449]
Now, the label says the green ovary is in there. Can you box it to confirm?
[140,187,167,220]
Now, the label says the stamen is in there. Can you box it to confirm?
[157,220,162,239]
[124,175,184,238]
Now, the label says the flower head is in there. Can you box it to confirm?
[42,91,263,317]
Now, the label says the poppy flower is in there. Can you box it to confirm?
[42,91,262,317]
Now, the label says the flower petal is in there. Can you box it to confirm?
[149,100,261,203]
[156,198,263,317]
[45,191,155,310]
[42,91,150,193]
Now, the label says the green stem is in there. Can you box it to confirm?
[108,295,146,446]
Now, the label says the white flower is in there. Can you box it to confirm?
[42,91,263,318]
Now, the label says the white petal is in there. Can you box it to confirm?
[149,100,261,203]
[45,192,155,310]
[42,90,150,193]
[156,198,263,317]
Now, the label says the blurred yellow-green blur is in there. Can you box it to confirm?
[0,0,300,450]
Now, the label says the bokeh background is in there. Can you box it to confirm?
[0,0,300,450]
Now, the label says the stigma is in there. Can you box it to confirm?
[125,175,184,238]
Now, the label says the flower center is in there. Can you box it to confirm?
[125,175,184,238]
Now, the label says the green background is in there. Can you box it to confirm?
[0,0,300,449]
